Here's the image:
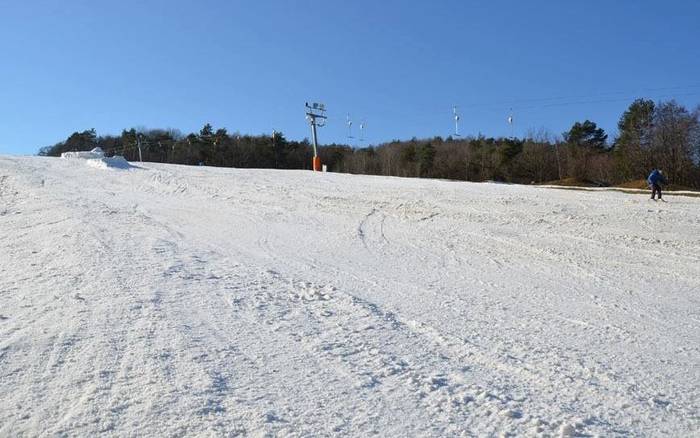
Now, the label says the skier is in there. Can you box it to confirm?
[647,169,666,201]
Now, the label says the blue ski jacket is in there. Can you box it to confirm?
[647,170,665,185]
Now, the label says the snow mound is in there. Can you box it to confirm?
[61,147,105,159]
[59,147,131,169]
[85,155,132,170]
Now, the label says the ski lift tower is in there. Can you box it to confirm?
[136,132,144,162]
[507,108,514,138]
[453,106,461,137]
[305,102,327,171]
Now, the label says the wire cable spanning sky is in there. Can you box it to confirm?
[1,0,699,155]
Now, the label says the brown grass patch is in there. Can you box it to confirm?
[540,178,607,187]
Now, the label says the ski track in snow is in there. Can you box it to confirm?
[1,155,699,437]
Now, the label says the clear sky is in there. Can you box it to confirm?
[1,0,699,155]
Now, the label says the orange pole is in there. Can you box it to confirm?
[313,156,322,171]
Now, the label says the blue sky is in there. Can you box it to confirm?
[1,0,699,155]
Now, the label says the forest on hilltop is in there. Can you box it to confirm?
[40,99,700,189]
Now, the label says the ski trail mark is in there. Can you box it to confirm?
[357,208,389,251]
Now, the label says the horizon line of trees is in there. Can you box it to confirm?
[39,99,700,189]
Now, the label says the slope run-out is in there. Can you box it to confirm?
[0,156,698,437]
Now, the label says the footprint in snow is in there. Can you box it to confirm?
[291,282,334,301]
[263,412,286,423]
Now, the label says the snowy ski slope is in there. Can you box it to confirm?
[1,155,698,437]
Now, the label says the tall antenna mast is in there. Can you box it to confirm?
[453,106,461,137]
[359,120,365,143]
[305,102,327,171]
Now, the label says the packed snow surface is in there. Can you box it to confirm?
[1,155,698,437]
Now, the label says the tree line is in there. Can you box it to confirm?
[39,99,700,189]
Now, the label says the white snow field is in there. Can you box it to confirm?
[1,155,699,437]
